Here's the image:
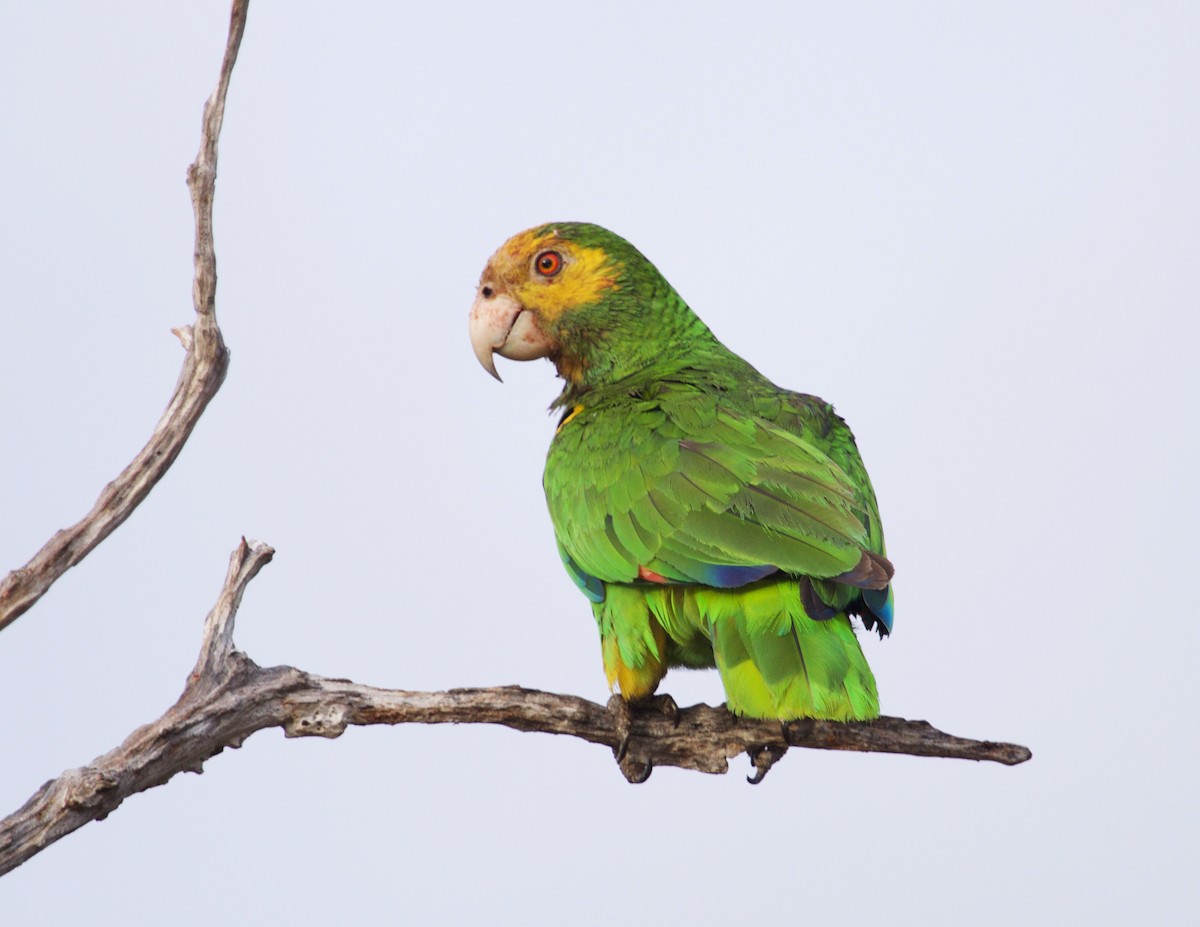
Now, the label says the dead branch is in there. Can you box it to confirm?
[0,0,249,633]
[0,0,1032,879]
[0,539,1032,877]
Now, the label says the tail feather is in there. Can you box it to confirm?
[598,578,882,720]
[861,585,895,636]
[701,579,879,720]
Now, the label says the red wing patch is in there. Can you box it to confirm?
[638,565,669,584]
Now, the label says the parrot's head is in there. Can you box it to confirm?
[469,222,714,391]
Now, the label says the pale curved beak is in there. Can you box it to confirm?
[468,291,553,381]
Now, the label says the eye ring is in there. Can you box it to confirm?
[534,250,563,278]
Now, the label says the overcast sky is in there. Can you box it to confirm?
[2,2,1196,924]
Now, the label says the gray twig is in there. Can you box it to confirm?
[0,0,1031,880]
[0,0,249,633]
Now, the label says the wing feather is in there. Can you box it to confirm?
[544,383,891,592]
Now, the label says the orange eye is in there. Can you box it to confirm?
[535,250,563,277]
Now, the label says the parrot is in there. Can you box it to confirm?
[468,222,893,724]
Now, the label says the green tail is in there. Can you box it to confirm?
[644,580,879,721]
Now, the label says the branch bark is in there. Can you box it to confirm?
[0,0,1033,880]
[0,539,1032,878]
[0,0,249,633]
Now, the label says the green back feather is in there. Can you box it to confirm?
[537,224,890,720]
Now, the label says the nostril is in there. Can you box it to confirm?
[481,285,494,298]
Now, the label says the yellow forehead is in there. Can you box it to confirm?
[487,227,621,321]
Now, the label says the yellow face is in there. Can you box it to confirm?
[480,226,622,323]
[469,224,626,382]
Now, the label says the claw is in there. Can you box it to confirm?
[607,693,679,780]
[746,743,788,785]
[747,759,773,784]
[607,695,634,763]
[620,758,653,784]
[652,693,680,727]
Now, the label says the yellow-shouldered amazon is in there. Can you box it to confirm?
[469,223,893,721]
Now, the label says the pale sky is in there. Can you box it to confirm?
[2,2,1196,924]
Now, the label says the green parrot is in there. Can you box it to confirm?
[469,222,893,721]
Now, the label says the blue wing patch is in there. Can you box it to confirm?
[693,563,779,588]
[557,543,605,603]
[862,585,894,635]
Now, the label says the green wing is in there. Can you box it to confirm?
[544,382,890,595]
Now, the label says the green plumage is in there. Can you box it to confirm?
[482,222,892,721]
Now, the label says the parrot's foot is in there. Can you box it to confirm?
[647,693,681,727]
[607,694,635,763]
[606,694,681,783]
[620,757,653,784]
[746,741,788,785]
[608,696,651,782]
[608,693,681,763]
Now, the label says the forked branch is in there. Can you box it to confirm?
[0,0,1032,881]
[0,0,249,633]
[0,539,1031,877]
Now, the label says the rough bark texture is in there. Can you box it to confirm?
[0,0,1033,881]
[0,540,1032,877]
[0,0,247,633]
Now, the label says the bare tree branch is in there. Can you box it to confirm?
[0,0,250,633]
[0,538,1032,877]
[0,0,1032,879]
